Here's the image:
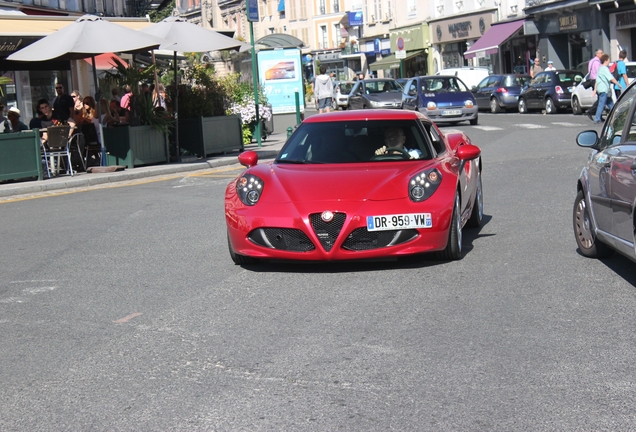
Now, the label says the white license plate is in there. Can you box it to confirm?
[442,109,462,116]
[367,213,432,231]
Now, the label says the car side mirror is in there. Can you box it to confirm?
[408,89,417,96]
[456,144,481,161]
[576,130,599,148]
[238,150,258,168]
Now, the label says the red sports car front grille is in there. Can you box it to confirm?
[309,213,346,252]
[248,228,315,252]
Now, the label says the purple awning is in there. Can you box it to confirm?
[464,20,524,59]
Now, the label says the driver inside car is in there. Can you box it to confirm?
[375,127,422,159]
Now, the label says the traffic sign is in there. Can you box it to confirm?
[396,50,406,59]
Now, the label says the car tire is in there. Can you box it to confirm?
[572,96,582,115]
[437,194,462,260]
[467,170,483,228]
[572,190,614,258]
[490,97,501,113]
[228,232,258,265]
[545,97,557,114]
[518,98,527,114]
[469,114,479,125]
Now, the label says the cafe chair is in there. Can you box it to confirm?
[42,125,73,178]
[80,123,101,167]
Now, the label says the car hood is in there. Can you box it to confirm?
[252,161,436,203]
[366,92,403,103]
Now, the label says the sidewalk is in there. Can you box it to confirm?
[0,132,287,198]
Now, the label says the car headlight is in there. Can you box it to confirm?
[409,168,442,202]
[370,100,382,107]
[427,101,437,110]
[237,174,264,206]
[464,100,474,108]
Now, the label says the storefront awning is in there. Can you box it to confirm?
[369,54,399,71]
[464,20,524,59]
[277,0,285,12]
[83,52,128,70]
[369,50,425,71]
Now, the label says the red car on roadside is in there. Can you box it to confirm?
[225,109,483,264]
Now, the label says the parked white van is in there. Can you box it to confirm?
[436,67,491,89]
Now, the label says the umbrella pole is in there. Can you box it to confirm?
[92,55,106,167]
[174,51,180,162]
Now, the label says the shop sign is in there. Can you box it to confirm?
[0,36,40,59]
[390,24,427,52]
[432,13,493,43]
[616,10,636,29]
[348,11,363,26]
[559,15,577,31]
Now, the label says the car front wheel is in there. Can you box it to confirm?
[572,190,614,258]
[467,171,483,228]
[437,194,462,260]
[518,98,527,113]
[228,232,258,265]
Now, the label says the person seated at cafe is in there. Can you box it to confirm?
[120,85,133,115]
[29,99,56,130]
[52,83,74,123]
[100,98,119,127]
[2,107,29,133]
[0,103,6,124]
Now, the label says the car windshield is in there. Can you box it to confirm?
[366,80,401,93]
[420,77,469,93]
[339,82,354,93]
[557,72,584,84]
[276,120,433,164]
[504,76,530,86]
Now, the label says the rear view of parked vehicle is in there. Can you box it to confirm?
[472,74,530,112]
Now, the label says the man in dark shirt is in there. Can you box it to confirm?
[29,99,55,129]
[52,83,74,123]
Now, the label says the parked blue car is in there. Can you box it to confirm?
[472,74,530,113]
[401,75,478,125]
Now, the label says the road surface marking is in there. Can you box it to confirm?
[516,124,545,129]
[551,122,583,127]
[472,126,503,131]
[114,312,143,323]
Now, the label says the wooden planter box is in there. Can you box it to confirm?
[0,130,43,182]
[103,125,168,169]
[178,115,243,158]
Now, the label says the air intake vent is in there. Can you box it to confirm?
[309,213,346,252]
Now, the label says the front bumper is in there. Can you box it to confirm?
[418,106,478,124]
[226,196,454,261]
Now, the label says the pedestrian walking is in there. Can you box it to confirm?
[593,53,623,124]
[312,65,334,114]
[530,58,542,78]
[614,50,629,99]
[587,49,604,119]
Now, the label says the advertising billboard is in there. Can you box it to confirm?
[257,48,304,114]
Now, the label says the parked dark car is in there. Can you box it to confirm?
[402,75,478,125]
[573,80,636,263]
[472,74,530,112]
[518,69,584,114]
[347,79,403,110]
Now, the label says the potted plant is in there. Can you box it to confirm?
[177,63,244,157]
[101,58,173,168]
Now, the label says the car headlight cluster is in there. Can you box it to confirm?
[237,174,264,206]
[464,100,474,108]
[409,168,442,202]
[427,101,437,110]
[370,100,382,107]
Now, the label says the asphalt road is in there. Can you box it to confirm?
[1,111,636,430]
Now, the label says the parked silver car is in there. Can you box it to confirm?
[334,81,355,110]
[347,79,403,110]
[571,61,636,115]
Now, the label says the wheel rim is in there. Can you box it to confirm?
[490,99,497,113]
[476,175,483,220]
[573,98,580,113]
[455,195,462,252]
[574,197,594,249]
[519,99,525,113]
[546,98,554,113]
